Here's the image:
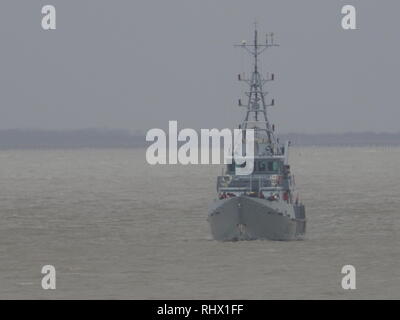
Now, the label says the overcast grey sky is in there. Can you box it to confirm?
[0,0,399,133]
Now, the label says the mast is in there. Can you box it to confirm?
[235,24,280,154]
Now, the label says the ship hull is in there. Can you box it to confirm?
[208,196,306,241]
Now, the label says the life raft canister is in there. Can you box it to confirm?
[283,191,289,201]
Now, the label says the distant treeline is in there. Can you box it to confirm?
[0,129,399,149]
[280,132,400,147]
[0,129,144,149]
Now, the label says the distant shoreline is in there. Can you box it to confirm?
[0,129,399,149]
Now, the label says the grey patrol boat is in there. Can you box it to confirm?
[208,27,306,241]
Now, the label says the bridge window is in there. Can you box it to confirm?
[227,160,281,174]
[257,160,281,173]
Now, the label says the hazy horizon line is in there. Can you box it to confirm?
[1,129,400,149]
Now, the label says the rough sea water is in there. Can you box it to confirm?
[0,147,399,299]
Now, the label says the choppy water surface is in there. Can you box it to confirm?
[0,147,399,299]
